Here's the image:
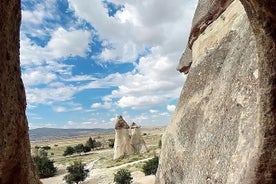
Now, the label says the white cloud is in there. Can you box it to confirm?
[47,27,91,58]
[20,27,92,66]
[22,0,198,128]
[150,109,158,113]
[22,70,57,86]
[68,0,197,63]
[167,104,176,112]
[53,106,67,112]
[25,84,78,105]
[91,102,112,109]
[117,96,164,109]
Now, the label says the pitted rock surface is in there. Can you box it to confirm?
[156,0,275,183]
[0,1,41,183]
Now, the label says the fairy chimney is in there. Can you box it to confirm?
[130,122,148,153]
[113,116,134,159]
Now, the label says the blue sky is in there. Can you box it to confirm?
[20,0,197,129]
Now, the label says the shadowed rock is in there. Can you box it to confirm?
[0,0,41,183]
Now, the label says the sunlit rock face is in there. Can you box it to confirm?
[113,116,134,159]
[0,1,41,183]
[130,122,148,153]
[156,0,264,183]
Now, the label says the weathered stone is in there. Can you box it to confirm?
[113,116,134,159]
[156,0,275,183]
[130,122,148,153]
[0,0,41,183]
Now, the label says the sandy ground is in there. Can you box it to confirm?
[41,165,67,184]
[38,127,163,184]
[41,158,155,184]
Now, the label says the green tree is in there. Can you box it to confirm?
[63,146,75,156]
[108,138,115,148]
[74,144,84,154]
[64,161,88,184]
[158,139,162,148]
[142,156,159,175]
[94,141,102,149]
[33,155,57,178]
[86,137,96,149]
[83,145,91,153]
[114,168,133,184]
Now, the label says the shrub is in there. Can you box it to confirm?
[74,144,84,154]
[37,148,48,157]
[33,155,57,178]
[63,146,75,156]
[108,138,115,148]
[114,168,133,184]
[83,146,91,153]
[42,146,51,150]
[94,141,102,149]
[64,161,88,184]
[158,139,162,148]
[142,156,159,175]
[86,137,96,149]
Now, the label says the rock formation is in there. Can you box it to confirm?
[156,0,275,183]
[0,1,41,183]
[130,122,148,153]
[113,116,134,159]
[0,0,274,183]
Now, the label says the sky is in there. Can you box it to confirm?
[20,0,198,129]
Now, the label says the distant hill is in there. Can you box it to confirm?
[29,128,113,141]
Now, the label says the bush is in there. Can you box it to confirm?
[114,168,133,184]
[94,141,102,149]
[86,137,96,149]
[42,146,51,150]
[63,146,75,156]
[83,146,91,153]
[74,144,84,154]
[108,139,115,148]
[64,161,88,184]
[142,156,159,175]
[158,139,162,148]
[33,155,57,178]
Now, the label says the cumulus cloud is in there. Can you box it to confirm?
[20,27,92,66]
[167,104,176,112]
[21,0,198,128]
[91,102,112,109]
[68,0,197,63]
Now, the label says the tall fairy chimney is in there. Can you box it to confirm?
[113,116,134,159]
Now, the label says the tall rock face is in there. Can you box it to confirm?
[156,0,275,183]
[0,1,41,184]
[113,116,134,159]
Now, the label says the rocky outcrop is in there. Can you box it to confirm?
[156,0,275,183]
[130,122,148,153]
[0,1,41,183]
[113,116,134,159]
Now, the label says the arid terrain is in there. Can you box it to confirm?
[30,127,164,184]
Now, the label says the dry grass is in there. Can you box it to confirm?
[31,126,165,183]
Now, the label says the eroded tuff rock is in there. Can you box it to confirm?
[0,1,41,183]
[156,0,275,183]
[113,116,134,159]
[130,122,148,153]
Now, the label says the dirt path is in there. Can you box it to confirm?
[84,157,155,184]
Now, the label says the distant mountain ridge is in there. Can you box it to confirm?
[29,127,113,141]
